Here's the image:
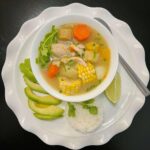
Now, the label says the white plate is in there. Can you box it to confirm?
[2,3,149,149]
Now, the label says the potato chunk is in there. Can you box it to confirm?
[51,43,69,57]
[95,66,106,80]
[58,28,72,40]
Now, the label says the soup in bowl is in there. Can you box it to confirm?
[31,15,118,102]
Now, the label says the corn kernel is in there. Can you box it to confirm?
[58,77,81,95]
[77,62,97,84]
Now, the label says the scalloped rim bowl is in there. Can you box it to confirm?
[30,15,118,102]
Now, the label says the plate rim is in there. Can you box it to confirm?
[1,3,149,149]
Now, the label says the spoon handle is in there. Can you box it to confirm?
[119,54,150,97]
[95,17,150,97]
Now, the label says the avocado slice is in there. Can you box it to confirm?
[33,113,63,120]
[25,87,61,105]
[24,76,47,94]
[28,100,64,116]
[20,63,37,83]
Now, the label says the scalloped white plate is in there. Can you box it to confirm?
[2,3,149,149]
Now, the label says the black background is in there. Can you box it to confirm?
[0,0,150,150]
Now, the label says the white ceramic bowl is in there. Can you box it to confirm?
[30,15,118,102]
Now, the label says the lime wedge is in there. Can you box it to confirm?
[105,72,121,104]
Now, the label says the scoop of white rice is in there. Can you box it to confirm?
[66,103,103,133]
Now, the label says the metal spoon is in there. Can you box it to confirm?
[95,17,150,97]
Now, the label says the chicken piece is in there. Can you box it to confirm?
[84,51,99,63]
[77,44,85,49]
[70,44,85,56]
[58,28,72,40]
[51,43,70,57]
[59,56,86,79]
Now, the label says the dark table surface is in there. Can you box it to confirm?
[0,0,150,150]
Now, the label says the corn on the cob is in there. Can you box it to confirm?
[58,77,81,95]
[77,62,97,84]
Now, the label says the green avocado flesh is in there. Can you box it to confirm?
[33,113,62,120]
[19,63,37,83]
[28,100,64,117]
[24,76,47,94]
[25,87,61,105]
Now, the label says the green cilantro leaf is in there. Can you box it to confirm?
[36,25,58,68]
[68,102,76,117]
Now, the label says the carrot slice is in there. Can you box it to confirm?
[47,64,59,78]
[73,24,91,41]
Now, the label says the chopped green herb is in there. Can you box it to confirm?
[65,65,70,71]
[68,102,76,117]
[103,58,106,62]
[67,60,75,66]
[62,64,67,72]
[100,43,105,47]
[93,43,96,46]
[56,73,60,78]
[82,104,89,109]
[36,25,58,68]
[79,99,98,115]
[89,106,98,115]
[60,78,64,81]
[93,51,97,59]
[95,33,102,41]
[80,103,98,115]
[81,99,95,105]
[98,80,101,84]
[73,41,79,45]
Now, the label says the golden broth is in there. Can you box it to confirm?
[41,23,110,95]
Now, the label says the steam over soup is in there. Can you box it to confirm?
[36,23,110,96]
